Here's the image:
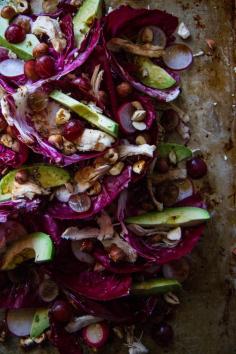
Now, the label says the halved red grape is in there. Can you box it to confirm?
[161,109,180,132]
[117,102,136,134]
[24,60,39,81]
[63,119,84,141]
[35,55,55,79]
[163,44,193,71]
[5,24,26,44]
[186,157,207,179]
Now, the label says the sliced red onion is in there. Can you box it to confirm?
[117,102,136,134]
[163,44,193,71]
[0,59,24,78]
[71,241,95,264]
[65,315,104,333]
[82,322,109,349]
[6,308,35,337]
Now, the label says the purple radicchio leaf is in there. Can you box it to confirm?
[0,199,41,223]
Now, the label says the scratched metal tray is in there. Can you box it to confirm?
[1,1,236,353]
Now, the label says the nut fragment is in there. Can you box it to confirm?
[1,5,16,19]
[15,169,29,184]
[107,244,126,262]
[63,140,77,155]
[87,181,102,196]
[141,27,154,43]
[28,91,49,112]
[131,101,143,110]
[48,134,64,149]
[132,160,146,174]
[33,42,49,58]
[135,135,147,145]
[177,22,191,39]
[164,292,180,305]
[103,148,119,164]
[132,121,147,131]
[168,150,177,165]
[167,227,182,241]
[116,82,133,97]
[131,109,146,122]
[0,134,13,148]
[80,239,94,253]
[109,162,125,176]
[55,108,71,125]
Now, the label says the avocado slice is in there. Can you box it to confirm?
[73,0,103,47]
[30,308,49,339]
[1,232,54,270]
[136,57,176,90]
[0,164,70,196]
[157,143,192,163]
[0,17,40,60]
[50,90,118,138]
[131,279,181,295]
[126,207,210,227]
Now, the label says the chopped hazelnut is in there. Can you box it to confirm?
[131,101,143,110]
[33,43,49,58]
[104,148,119,164]
[109,162,125,176]
[48,134,64,149]
[15,169,29,184]
[131,109,146,122]
[140,27,154,43]
[0,134,13,148]
[87,181,102,196]
[116,82,133,97]
[63,139,77,155]
[135,135,147,145]
[1,6,16,20]
[55,108,71,125]
[132,160,146,174]
[107,244,126,262]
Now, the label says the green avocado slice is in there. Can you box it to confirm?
[0,17,40,60]
[132,279,181,295]
[1,232,54,270]
[73,0,103,47]
[0,164,70,196]
[30,308,49,339]
[157,143,192,162]
[50,90,118,138]
[126,207,210,227]
[136,57,176,90]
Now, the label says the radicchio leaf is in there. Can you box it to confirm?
[0,199,41,223]
[0,142,28,172]
[48,167,132,219]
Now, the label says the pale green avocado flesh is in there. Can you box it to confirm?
[50,90,118,138]
[136,57,176,90]
[126,207,210,227]
[0,17,39,60]
[1,232,54,270]
[157,143,192,162]
[132,279,181,295]
[73,0,103,47]
[0,164,70,196]
[30,308,49,339]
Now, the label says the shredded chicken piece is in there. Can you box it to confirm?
[75,129,115,152]
[118,144,156,159]
[74,164,110,193]
[32,16,66,52]
[97,211,114,240]
[102,233,137,263]
[108,38,164,58]
[12,180,49,200]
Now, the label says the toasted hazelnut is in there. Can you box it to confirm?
[135,135,147,145]
[116,82,133,97]
[0,134,13,148]
[80,239,94,253]
[48,134,64,149]
[63,139,77,155]
[28,91,49,112]
[131,101,143,110]
[108,244,126,262]
[141,27,154,43]
[55,108,71,125]
[94,262,105,272]
[131,109,146,122]
[132,160,146,174]
[15,169,29,184]
[1,6,16,20]
[132,121,147,131]
[33,43,49,58]
[109,162,124,176]
[14,16,31,33]
[87,181,102,196]
[164,292,180,305]
[104,148,119,164]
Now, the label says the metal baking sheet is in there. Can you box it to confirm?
[1,1,235,353]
